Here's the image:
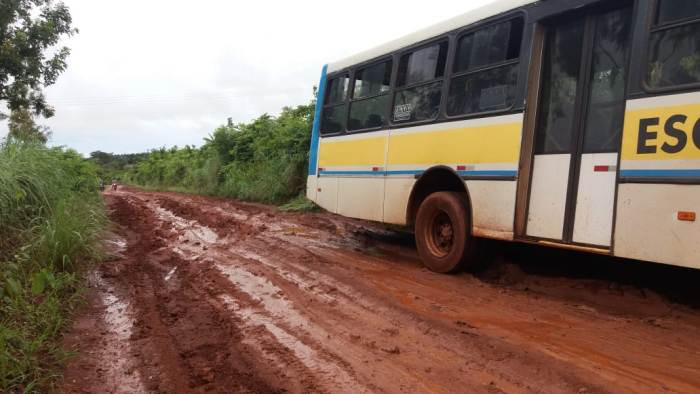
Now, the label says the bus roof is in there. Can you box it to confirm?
[327,0,538,73]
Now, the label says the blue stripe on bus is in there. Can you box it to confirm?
[619,169,700,178]
[318,170,518,177]
[307,65,328,176]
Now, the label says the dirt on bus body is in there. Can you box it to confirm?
[58,187,700,393]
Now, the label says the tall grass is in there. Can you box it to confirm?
[0,139,105,392]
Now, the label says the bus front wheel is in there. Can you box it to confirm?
[415,191,477,273]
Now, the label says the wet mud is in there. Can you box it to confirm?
[58,187,700,393]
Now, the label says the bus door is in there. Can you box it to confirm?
[525,3,633,247]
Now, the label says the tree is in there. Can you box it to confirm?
[7,107,51,142]
[0,0,76,119]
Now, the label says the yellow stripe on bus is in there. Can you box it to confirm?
[318,122,523,168]
[621,103,700,161]
[318,135,387,167]
[387,122,522,165]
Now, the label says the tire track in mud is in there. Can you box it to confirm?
[135,192,608,393]
[149,196,371,394]
[61,188,700,393]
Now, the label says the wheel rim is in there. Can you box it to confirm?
[426,210,454,258]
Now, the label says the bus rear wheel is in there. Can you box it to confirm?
[415,191,477,273]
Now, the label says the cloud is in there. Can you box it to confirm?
[1,0,493,155]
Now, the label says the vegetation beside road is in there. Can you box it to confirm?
[119,100,316,207]
[0,140,105,392]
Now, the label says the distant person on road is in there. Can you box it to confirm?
[111,178,118,191]
[99,178,105,191]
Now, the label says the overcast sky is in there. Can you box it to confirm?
[1,0,496,155]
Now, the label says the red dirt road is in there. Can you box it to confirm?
[59,188,700,393]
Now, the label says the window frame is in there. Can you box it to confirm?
[320,72,351,136]
[443,15,526,120]
[642,0,700,93]
[389,38,450,127]
[347,56,395,134]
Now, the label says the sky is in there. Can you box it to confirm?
[1,0,496,155]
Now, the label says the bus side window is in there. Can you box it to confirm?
[348,60,393,131]
[447,18,524,116]
[393,41,449,124]
[321,75,349,134]
[647,0,700,89]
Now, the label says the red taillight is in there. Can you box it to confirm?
[456,165,466,171]
[372,166,380,172]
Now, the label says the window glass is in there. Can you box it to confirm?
[582,7,632,152]
[534,19,585,154]
[325,76,349,105]
[657,0,700,24]
[353,60,392,99]
[349,95,390,130]
[647,23,700,88]
[447,65,518,116]
[454,19,523,72]
[447,18,523,117]
[397,42,448,87]
[321,104,347,134]
[393,82,443,123]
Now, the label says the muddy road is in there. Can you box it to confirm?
[59,188,700,393]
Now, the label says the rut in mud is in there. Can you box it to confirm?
[59,188,700,393]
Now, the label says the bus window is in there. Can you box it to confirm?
[393,42,448,124]
[321,75,349,134]
[535,20,585,154]
[349,60,392,131]
[656,0,700,24]
[647,0,700,89]
[582,7,632,153]
[447,18,523,116]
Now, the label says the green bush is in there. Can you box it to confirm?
[0,139,105,392]
[123,100,316,206]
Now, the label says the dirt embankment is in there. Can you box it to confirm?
[58,188,700,393]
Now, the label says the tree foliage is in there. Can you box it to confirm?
[0,0,76,118]
[122,98,316,204]
[7,107,51,142]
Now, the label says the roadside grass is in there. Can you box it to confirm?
[279,193,320,213]
[0,140,105,392]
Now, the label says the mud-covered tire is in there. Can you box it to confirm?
[415,191,477,273]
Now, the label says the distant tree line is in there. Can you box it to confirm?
[88,151,150,180]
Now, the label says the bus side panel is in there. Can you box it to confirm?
[615,184,699,269]
[316,131,389,222]
[316,177,338,213]
[384,178,415,225]
[338,178,385,221]
[466,180,517,240]
[614,93,700,268]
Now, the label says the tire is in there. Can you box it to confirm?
[415,191,477,273]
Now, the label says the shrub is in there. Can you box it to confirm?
[123,100,315,205]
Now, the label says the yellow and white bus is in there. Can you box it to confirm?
[307,0,700,272]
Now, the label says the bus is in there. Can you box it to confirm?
[306,0,700,273]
